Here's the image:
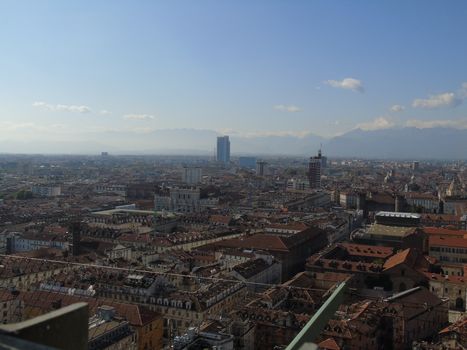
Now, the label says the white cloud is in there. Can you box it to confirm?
[0,122,37,131]
[390,104,405,112]
[33,101,91,113]
[405,118,467,129]
[356,116,395,131]
[412,92,461,109]
[99,110,112,115]
[325,78,364,93]
[273,104,302,112]
[123,114,155,120]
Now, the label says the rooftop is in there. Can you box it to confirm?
[376,211,421,219]
[366,224,418,238]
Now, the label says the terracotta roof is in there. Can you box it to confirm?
[429,235,467,249]
[383,248,413,270]
[209,215,232,225]
[424,272,467,285]
[214,227,326,252]
[318,337,341,350]
[265,223,308,231]
[210,234,290,252]
[439,317,467,335]
[339,243,393,259]
[421,214,461,222]
[423,227,467,237]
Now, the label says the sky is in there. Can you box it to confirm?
[1,0,467,150]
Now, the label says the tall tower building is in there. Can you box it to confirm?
[308,149,322,189]
[256,161,267,176]
[216,136,230,164]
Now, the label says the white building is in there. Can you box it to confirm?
[12,233,69,252]
[405,193,440,213]
[94,184,127,196]
[154,187,218,213]
[339,191,358,209]
[181,167,202,184]
[31,185,61,197]
[286,178,310,191]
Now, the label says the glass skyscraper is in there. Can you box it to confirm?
[216,136,230,164]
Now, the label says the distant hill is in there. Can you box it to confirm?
[325,127,467,159]
[0,127,465,159]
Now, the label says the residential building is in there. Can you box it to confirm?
[181,167,202,185]
[31,185,61,197]
[429,235,467,264]
[88,306,137,350]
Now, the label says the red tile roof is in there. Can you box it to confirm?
[423,227,467,238]
[383,248,413,270]
[318,337,341,350]
[429,235,467,249]
[424,272,467,285]
[339,243,393,259]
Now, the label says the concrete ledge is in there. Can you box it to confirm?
[0,302,89,350]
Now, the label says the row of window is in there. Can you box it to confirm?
[431,246,467,254]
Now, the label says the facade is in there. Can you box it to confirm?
[154,187,218,213]
[405,193,440,213]
[231,257,282,292]
[94,184,127,196]
[170,187,201,213]
[286,178,310,191]
[216,136,230,164]
[12,233,69,253]
[308,150,322,189]
[181,167,202,185]
[339,191,358,209]
[31,185,61,197]
[429,235,467,264]
[88,306,137,350]
[426,273,467,311]
[256,161,267,176]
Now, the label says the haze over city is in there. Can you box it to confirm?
[1,1,467,156]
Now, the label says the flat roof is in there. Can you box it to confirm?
[366,224,417,237]
[90,209,178,217]
[376,211,421,219]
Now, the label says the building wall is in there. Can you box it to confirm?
[137,317,164,350]
[429,245,467,264]
[429,279,467,311]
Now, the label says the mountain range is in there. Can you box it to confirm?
[0,127,466,159]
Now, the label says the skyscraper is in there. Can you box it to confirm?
[308,149,322,189]
[216,136,230,164]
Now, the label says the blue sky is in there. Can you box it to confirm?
[1,0,467,147]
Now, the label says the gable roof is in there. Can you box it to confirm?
[383,248,412,270]
[318,337,341,350]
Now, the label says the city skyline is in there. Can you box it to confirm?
[1,1,467,152]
